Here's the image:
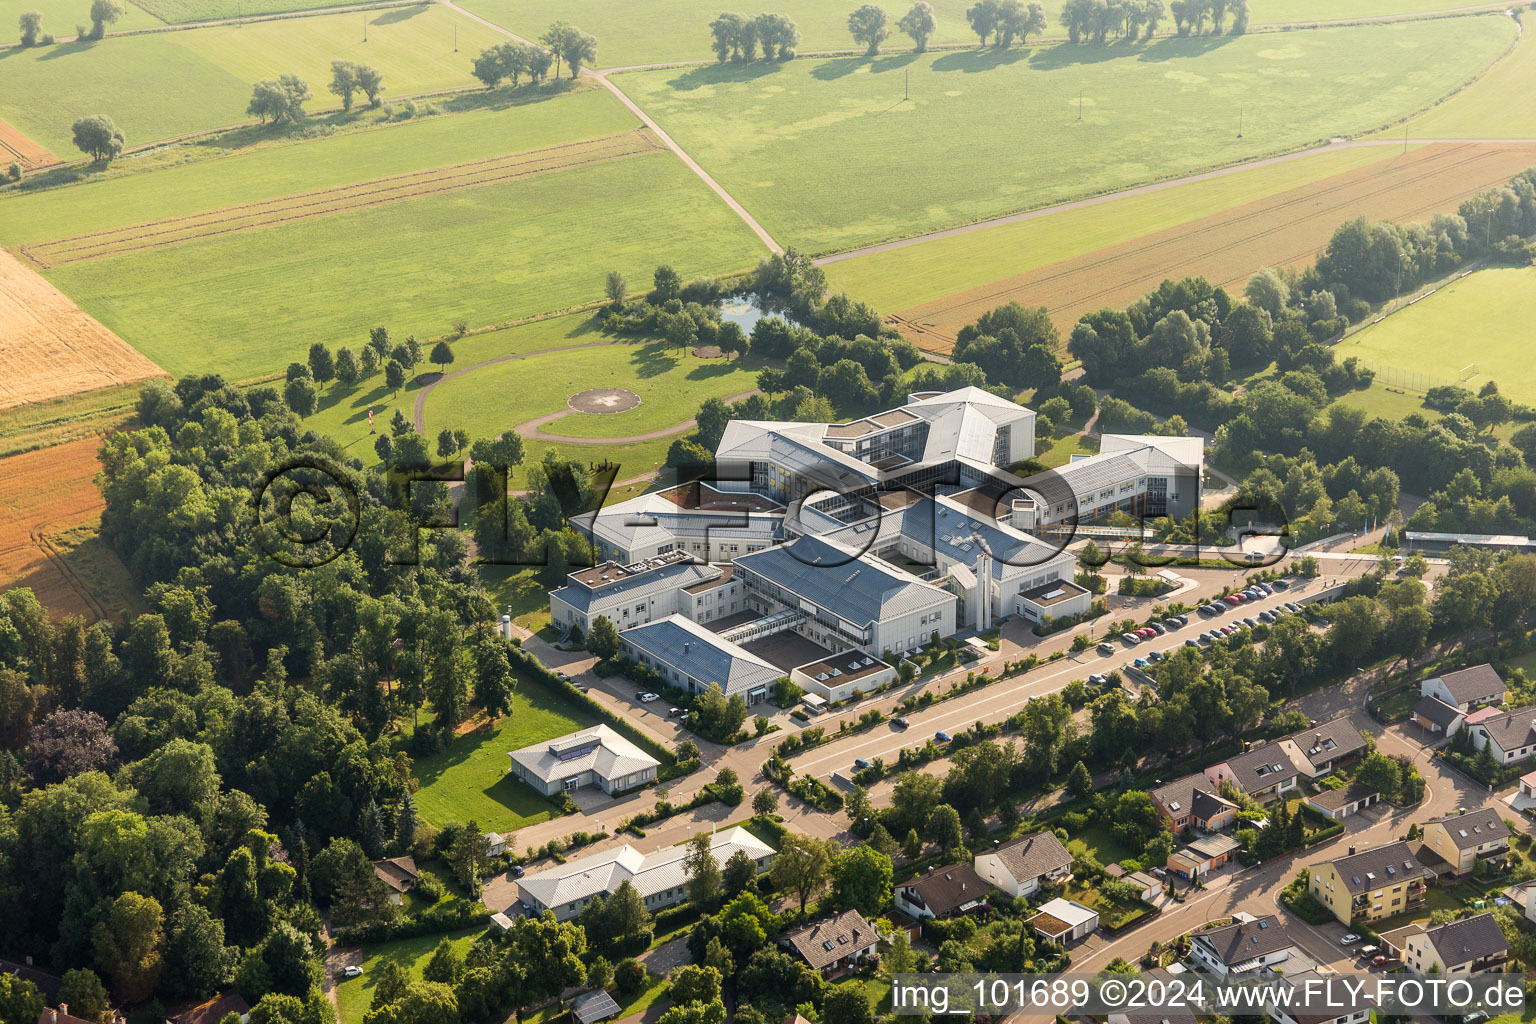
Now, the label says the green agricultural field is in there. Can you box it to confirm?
[0,3,507,153]
[31,147,767,380]
[409,671,600,832]
[453,0,1499,69]
[823,145,1399,314]
[0,85,632,244]
[136,0,400,25]
[9,0,161,36]
[617,17,1513,252]
[334,928,482,1024]
[1336,267,1536,406]
[1398,15,1536,138]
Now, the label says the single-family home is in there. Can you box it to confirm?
[973,830,1072,898]
[1027,897,1098,943]
[509,724,660,798]
[1205,744,1304,802]
[1418,808,1510,877]
[1401,913,1508,975]
[1150,774,1238,833]
[166,995,251,1024]
[1265,969,1370,1024]
[373,856,419,904]
[1108,971,1198,1024]
[1307,842,1427,925]
[1465,709,1536,765]
[894,863,993,920]
[780,909,880,976]
[1188,914,1294,980]
[1302,782,1380,821]
[1420,664,1505,713]
[1410,695,1465,737]
[1277,719,1370,779]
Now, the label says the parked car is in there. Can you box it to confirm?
[1121,633,1141,645]
[1148,622,1166,635]
[638,692,659,702]
[1224,595,1242,605]
[1221,625,1237,635]
[1185,638,1199,648]
[342,966,363,979]
[854,758,872,770]
[1358,945,1380,957]
[1098,642,1115,655]
[1273,578,1290,590]
[1149,866,1166,878]
[1371,955,1394,968]
[1341,933,1361,945]
[669,707,686,717]
[1148,650,1164,663]
[1287,601,1303,613]
[892,716,910,729]
[1243,616,1258,628]
[1258,610,1274,622]
[1136,627,1157,638]
[935,731,951,743]
[1197,605,1215,616]
[1089,674,1107,686]
[508,864,524,878]
[1133,658,1148,668]
[1163,618,1182,630]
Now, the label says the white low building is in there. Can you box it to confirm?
[518,826,774,921]
[1188,914,1294,980]
[1028,897,1098,943]
[508,724,659,798]
[548,551,735,636]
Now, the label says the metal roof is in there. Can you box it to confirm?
[572,991,621,1024]
[521,827,772,912]
[509,724,659,786]
[735,535,953,628]
[620,614,781,697]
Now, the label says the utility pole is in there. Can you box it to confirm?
[454,24,458,50]
[1078,88,1083,120]
[362,12,367,40]
[1237,104,1242,138]
[904,68,909,101]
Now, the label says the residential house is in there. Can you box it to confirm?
[166,995,251,1024]
[780,909,880,976]
[1307,842,1427,925]
[373,856,419,904]
[1265,969,1370,1024]
[1150,774,1238,833]
[1277,719,1370,779]
[894,863,993,920]
[1419,808,1511,877]
[1302,782,1380,821]
[1205,744,1304,802]
[1420,664,1506,713]
[1188,914,1294,980]
[1410,695,1465,738]
[972,830,1072,898]
[1464,709,1536,765]
[519,827,773,921]
[0,961,61,1004]
[1108,971,1198,1024]
[1401,913,1509,975]
[1166,834,1240,881]
[1027,897,1098,943]
[41,1007,100,1024]
[508,724,660,798]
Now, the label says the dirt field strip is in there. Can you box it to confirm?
[21,129,663,268]
[0,117,57,170]
[0,247,166,409]
[892,142,1536,351]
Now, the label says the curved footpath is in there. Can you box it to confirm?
[410,338,630,432]
[512,388,760,444]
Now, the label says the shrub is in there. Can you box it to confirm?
[615,958,646,996]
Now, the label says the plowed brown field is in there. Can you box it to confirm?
[0,247,165,408]
[893,142,1536,352]
[0,436,134,620]
[21,129,665,268]
[0,116,56,170]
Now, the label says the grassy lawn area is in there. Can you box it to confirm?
[33,146,766,381]
[1336,267,1536,407]
[136,0,402,24]
[333,927,483,1024]
[1064,823,1136,867]
[1035,431,1100,470]
[616,18,1512,252]
[823,145,1397,315]
[1068,880,1155,929]
[18,0,161,34]
[409,670,600,833]
[0,4,509,153]
[1329,380,1436,422]
[1398,20,1536,139]
[481,567,554,633]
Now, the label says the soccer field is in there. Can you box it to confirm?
[1336,267,1536,406]
[617,17,1513,253]
[0,3,507,154]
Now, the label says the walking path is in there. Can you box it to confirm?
[512,388,760,444]
[411,339,631,433]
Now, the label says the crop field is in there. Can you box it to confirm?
[0,247,165,407]
[21,130,663,267]
[1398,17,1536,139]
[0,3,507,154]
[1336,267,1536,406]
[0,118,57,170]
[0,436,140,621]
[25,144,766,380]
[135,0,401,25]
[873,141,1536,349]
[456,0,1504,69]
[617,17,1514,253]
[10,0,161,36]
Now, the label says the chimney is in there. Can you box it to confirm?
[59,1005,68,1019]
[1348,846,1356,856]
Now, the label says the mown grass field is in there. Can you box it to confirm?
[27,144,766,380]
[1336,267,1536,406]
[409,671,600,832]
[823,145,1399,314]
[135,0,401,25]
[9,0,161,35]
[617,17,1513,252]
[0,3,506,153]
[333,928,483,1024]
[0,86,632,245]
[454,0,1505,69]
[1398,13,1535,139]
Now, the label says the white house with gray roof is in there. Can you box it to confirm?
[549,551,735,636]
[973,830,1073,898]
[518,826,773,921]
[508,724,659,798]
[619,614,781,703]
[1421,664,1506,713]
[1465,708,1536,765]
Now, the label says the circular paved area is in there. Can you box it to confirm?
[568,387,641,415]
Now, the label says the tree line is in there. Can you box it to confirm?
[707,12,801,61]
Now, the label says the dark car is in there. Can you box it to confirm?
[1185,638,1199,648]
[854,758,873,770]
[935,731,951,743]
[892,716,909,729]
[508,864,524,878]
[1273,578,1290,590]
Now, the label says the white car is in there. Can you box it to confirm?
[1341,933,1361,945]
[342,966,363,979]
[638,692,659,703]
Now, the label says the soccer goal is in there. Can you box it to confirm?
[1458,362,1478,382]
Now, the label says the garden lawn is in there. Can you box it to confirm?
[35,148,767,380]
[0,85,633,246]
[1034,432,1100,470]
[822,145,1399,314]
[1064,823,1136,866]
[453,0,1501,69]
[0,3,509,153]
[1336,267,1536,407]
[409,671,600,832]
[333,928,482,1024]
[616,18,1512,252]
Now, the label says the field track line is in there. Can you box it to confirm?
[514,388,761,444]
[434,0,783,256]
[898,142,1517,332]
[22,131,663,267]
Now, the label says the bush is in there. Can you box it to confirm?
[615,958,647,996]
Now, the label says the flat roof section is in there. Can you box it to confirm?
[741,631,834,672]
[683,564,733,594]
[872,409,920,428]
[658,482,783,513]
[794,650,889,685]
[947,486,1012,522]
[824,419,880,439]
[1019,580,1090,606]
